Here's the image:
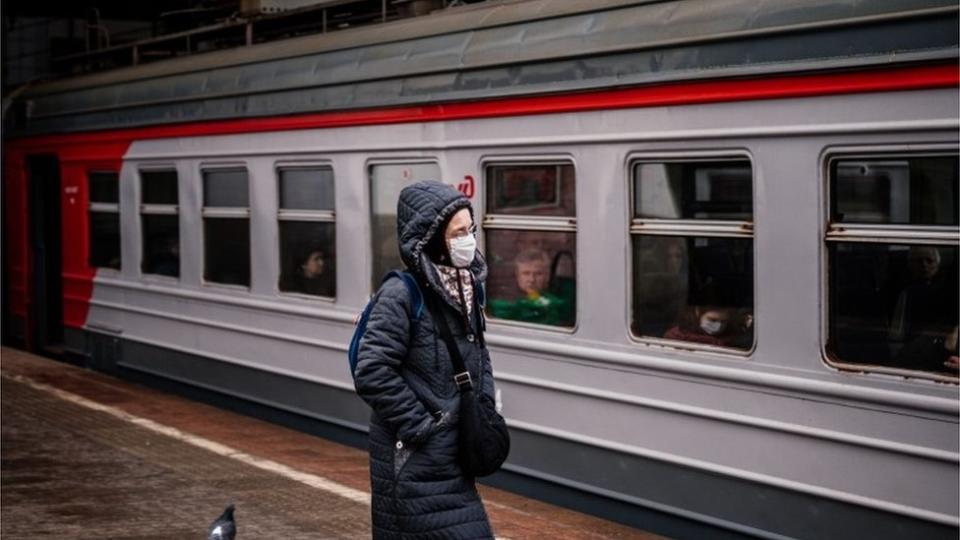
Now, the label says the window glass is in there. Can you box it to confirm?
[142,215,179,277]
[204,218,250,286]
[370,163,441,286]
[831,156,958,225]
[631,236,754,349]
[486,164,575,217]
[279,167,334,210]
[279,221,335,297]
[89,212,121,269]
[828,243,958,374]
[633,161,752,220]
[485,230,576,327]
[203,169,249,207]
[141,170,178,205]
[89,171,119,203]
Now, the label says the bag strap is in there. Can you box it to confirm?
[424,289,474,392]
[382,270,424,321]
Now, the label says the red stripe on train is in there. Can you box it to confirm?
[9,62,959,147]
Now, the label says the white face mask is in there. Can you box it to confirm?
[700,319,726,336]
[448,234,477,268]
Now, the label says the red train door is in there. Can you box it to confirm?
[27,155,64,356]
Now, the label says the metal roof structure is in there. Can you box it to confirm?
[9,0,959,136]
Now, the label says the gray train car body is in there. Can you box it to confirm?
[4,1,959,538]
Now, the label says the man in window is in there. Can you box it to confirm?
[488,248,574,326]
[888,246,959,372]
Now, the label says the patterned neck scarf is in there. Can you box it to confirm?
[433,263,474,316]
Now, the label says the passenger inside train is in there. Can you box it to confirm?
[487,248,575,327]
[143,233,180,278]
[280,243,334,297]
[887,246,959,372]
[661,280,753,349]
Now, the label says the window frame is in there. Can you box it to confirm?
[87,169,121,273]
[200,164,251,290]
[480,155,579,333]
[626,150,757,355]
[821,145,959,382]
[138,165,180,281]
[275,161,336,300]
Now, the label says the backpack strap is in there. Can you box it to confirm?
[383,270,424,323]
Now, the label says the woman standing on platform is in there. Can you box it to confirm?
[354,181,496,539]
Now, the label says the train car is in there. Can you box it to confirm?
[3,0,959,538]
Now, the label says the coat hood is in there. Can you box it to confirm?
[397,181,487,293]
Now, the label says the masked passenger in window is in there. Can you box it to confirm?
[663,282,753,349]
[281,244,333,297]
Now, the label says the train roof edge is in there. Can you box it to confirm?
[5,0,958,137]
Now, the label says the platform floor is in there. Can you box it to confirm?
[1,348,665,539]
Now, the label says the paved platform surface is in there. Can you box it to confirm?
[1,348,665,539]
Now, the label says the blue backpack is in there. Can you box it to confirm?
[348,270,424,381]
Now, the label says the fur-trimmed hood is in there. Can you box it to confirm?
[396,181,487,301]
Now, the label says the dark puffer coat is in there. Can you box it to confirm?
[354,181,496,539]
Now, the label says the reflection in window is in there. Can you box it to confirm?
[630,159,754,350]
[633,161,752,220]
[203,168,250,287]
[88,171,120,270]
[832,157,958,225]
[369,163,440,287]
[89,211,121,269]
[141,170,179,277]
[278,167,335,297]
[484,164,576,328]
[827,154,959,378]
[487,164,575,216]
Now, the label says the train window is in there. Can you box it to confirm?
[204,168,249,207]
[634,162,752,220]
[484,163,576,328]
[630,159,754,351]
[826,154,959,378]
[369,162,441,288]
[88,171,120,270]
[202,168,250,287]
[831,157,958,225]
[278,167,336,298]
[140,170,179,278]
[279,167,335,211]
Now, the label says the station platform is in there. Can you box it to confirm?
[1,348,665,539]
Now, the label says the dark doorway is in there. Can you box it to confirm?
[27,155,64,356]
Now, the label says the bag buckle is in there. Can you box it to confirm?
[454,371,473,391]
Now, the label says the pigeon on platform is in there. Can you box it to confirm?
[207,504,236,540]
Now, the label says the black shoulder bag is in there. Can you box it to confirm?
[426,290,510,477]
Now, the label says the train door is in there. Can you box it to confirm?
[27,155,64,356]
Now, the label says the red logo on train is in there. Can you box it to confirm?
[457,175,475,199]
